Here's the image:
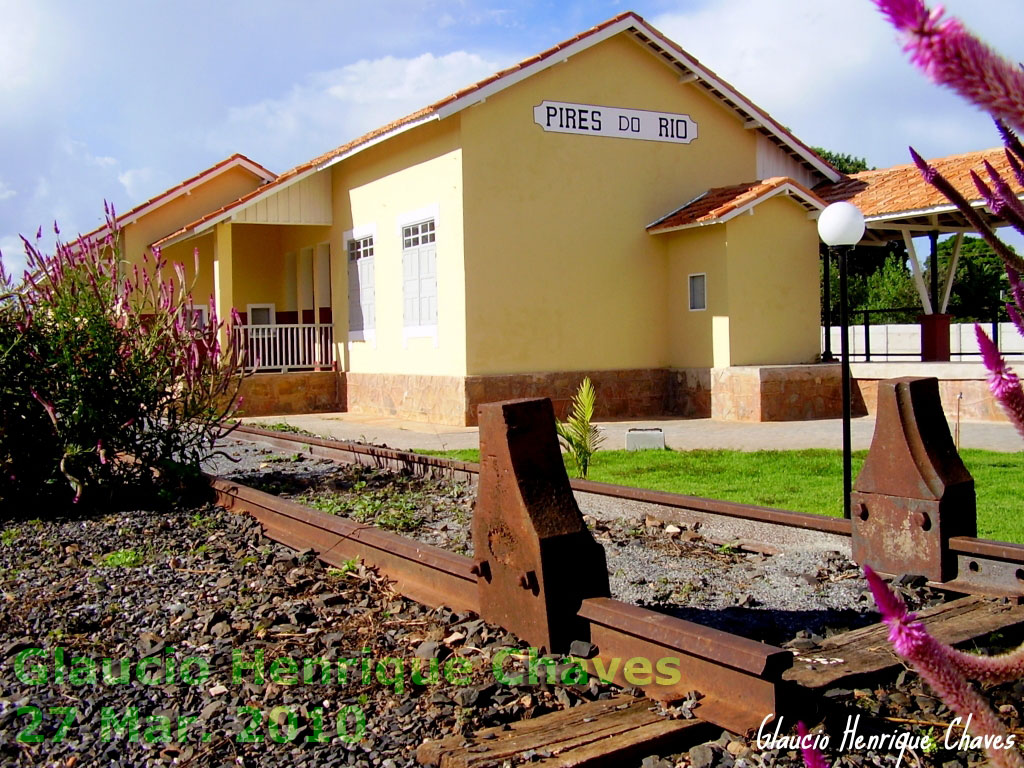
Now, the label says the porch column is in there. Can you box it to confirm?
[213,221,234,350]
[330,236,348,374]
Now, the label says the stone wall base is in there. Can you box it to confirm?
[234,368,1009,425]
[669,368,712,418]
[236,371,343,417]
[341,366,845,426]
[711,365,848,422]
[464,369,675,426]
[345,372,467,425]
[855,378,1006,423]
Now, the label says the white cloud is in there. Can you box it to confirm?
[0,234,27,282]
[0,0,71,117]
[9,138,126,249]
[209,50,508,169]
[0,1,46,95]
[651,1,1024,168]
[0,180,15,201]
[118,167,156,200]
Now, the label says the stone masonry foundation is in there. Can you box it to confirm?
[236,371,343,417]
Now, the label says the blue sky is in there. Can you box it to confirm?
[3,0,1024,277]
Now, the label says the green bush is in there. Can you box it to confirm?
[0,208,245,510]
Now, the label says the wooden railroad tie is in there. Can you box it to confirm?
[417,694,709,768]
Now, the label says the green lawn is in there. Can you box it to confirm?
[419,448,1024,545]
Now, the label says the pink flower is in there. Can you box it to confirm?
[30,389,58,427]
[875,0,1024,132]
[797,722,830,768]
[975,324,1024,439]
[865,566,1024,768]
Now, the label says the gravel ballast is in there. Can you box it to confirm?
[0,501,625,767]
[2,437,1020,768]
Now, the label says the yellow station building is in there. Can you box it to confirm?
[100,11,859,425]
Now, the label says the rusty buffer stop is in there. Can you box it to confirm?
[472,399,610,653]
[852,377,976,583]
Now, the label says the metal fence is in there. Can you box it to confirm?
[234,323,334,371]
[821,307,1024,362]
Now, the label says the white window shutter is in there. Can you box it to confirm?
[359,257,375,331]
[419,245,437,325]
[348,260,363,331]
[403,250,420,327]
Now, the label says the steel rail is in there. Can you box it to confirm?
[209,475,479,614]
[230,424,1024,571]
[228,422,1024,600]
[230,424,853,536]
[209,465,791,734]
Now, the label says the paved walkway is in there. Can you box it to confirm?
[243,412,1024,453]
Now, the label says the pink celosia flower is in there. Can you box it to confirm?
[30,389,58,427]
[797,722,830,768]
[975,324,1024,438]
[874,0,1024,132]
[865,566,1024,768]
[910,148,1024,272]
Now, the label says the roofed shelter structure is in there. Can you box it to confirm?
[818,149,1024,360]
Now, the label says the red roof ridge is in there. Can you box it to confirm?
[843,147,1008,181]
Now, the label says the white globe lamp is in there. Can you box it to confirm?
[818,201,865,246]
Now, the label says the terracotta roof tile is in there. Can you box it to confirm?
[648,177,825,232]
[817,147,1022,219]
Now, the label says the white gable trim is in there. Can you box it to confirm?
[177,115,438,242]
[159,13,840,246]
[434,16,840,184]
[648,183,825,234]
[120,157,276,229]
[95,156,276,246]
[626,26,841,184]
[434,18,639,120]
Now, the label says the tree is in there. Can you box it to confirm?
[812,147,873,175]
[865,253,919,320]
[937,236,1009,322]
[820,242,912,325]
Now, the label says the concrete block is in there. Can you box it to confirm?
[626,428,665,451]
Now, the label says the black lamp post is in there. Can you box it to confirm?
[817,202,865,519]
[821,244,834,362]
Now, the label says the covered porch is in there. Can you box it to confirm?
[160,218,337,373]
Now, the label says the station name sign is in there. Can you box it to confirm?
[533,100,698,144]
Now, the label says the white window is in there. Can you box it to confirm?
[402,218,437,336]
[346,231,375,341]
[247,303,276,337]
[688,274,706,311]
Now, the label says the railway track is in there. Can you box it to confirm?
[209,377,1024,766]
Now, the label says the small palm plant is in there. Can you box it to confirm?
[556,377,605,479]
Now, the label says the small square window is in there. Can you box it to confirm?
[688,274,706,311]
[348,236,373,261]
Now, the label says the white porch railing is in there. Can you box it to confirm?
[234,323,334,371]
